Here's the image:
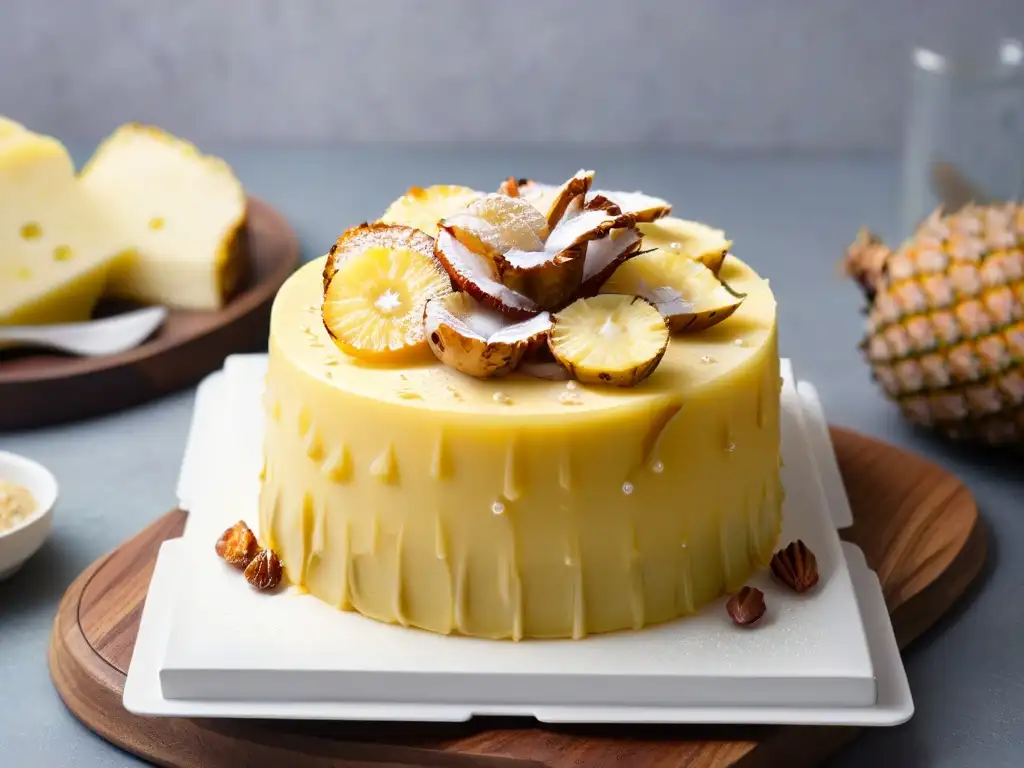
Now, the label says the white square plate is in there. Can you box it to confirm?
[124,356,912,725]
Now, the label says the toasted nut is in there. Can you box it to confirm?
[726,586,766,626]
[215,520,259,568]
[770,540,820,593]
[244,548,283,590]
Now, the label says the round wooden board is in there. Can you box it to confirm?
[0,197,299,431]
[49,427,986,768]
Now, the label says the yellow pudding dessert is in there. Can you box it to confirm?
[259,174,782,640]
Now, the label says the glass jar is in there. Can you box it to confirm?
[900,38,1024,237]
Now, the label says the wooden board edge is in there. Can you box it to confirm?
[0,197,300,431]
[45,422,991,768]
[48,542,542,767]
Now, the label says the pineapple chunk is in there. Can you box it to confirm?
[79,124,247,310]
[380,185,483,238]
[466,193,548,250]
[601,248,746,332]
[548,294,669,386]
[638,216,732,275]
[0,130,123,326]
[322,225,452,361]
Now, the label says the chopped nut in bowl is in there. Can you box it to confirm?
[0,450,58,581]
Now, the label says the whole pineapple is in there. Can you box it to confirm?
[844,204,1024,446]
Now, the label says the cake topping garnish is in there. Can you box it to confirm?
[434,228,542,319]
[548,295,669,387]
[496,176,520,197]
[424,292,551,379]
[323,171,742,388]
[244,548,283,591]
[515,170,671,228]
[322,223,452,362]
[587,189,671,224]
[215,520,284,592]
[770,540,820,593]
[215,520,259,568]
[600,247,746,332]
[515,169,595,230]
[378,184,483,238]
[641,218,732,276]
[726,586,766,626]
[436,185,633,315]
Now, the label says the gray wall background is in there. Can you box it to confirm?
[2,0,1022,151]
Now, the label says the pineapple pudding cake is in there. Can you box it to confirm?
[253,172,783,640]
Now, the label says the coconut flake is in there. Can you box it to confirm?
[425,293,551,378]
[518,359,573,381]
[435,229,539,318]
[587,189,671,222]
[582,227,643,283]
[546,209,620,252]
[517,170,596,229]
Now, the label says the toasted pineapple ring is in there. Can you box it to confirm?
[323,222,436,291]
[425,293,551,378]
[379,184,482,237]
[600,249,746,333]
[322,227,452,362]
[549,294,669,387]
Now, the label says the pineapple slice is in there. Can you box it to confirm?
[468,194,548,250]
[424,292,551,378]
[548,294,669,386]
[322,226,452,362]
[601,249,746,333]
[379,185,483,237]
[638,217,732,275]
[322,222,435,291]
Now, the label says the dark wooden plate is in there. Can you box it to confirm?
[0,197,299,431]
[48,427,986,767]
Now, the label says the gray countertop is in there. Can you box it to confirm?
[1,146,1022,767]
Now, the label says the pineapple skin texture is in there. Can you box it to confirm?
[859,205,1024,446]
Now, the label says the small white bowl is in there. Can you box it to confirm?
[0,450,58,580]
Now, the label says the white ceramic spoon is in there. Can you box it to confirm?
[0,306,168,357]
